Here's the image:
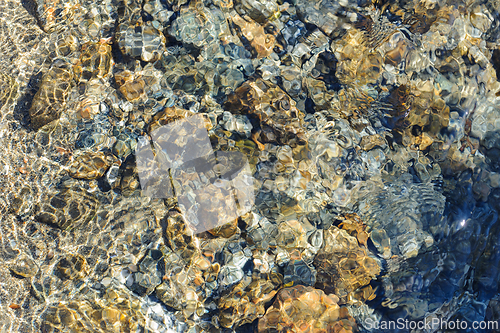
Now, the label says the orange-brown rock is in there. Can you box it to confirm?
[74,41,113,82]
[231,13,275,58]
[258,285,357,333]
[68,151,119,180]
[148,107,200,133]
[225,79,306,146]
[115,70,146,102]
[208,218,239,238]
[55,254,89,280]
[313,226,380,303]
[218,271,283,328]
[338,214,369,246]
[119,78,145,102]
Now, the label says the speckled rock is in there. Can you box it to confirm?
[9,255,38,278]
[225,79,306,146]
[68,151,119,180]
[29,60,73,130]
[258,285,357,333]
[313,226,380,303]
[55,253,89,280]
[217,271,283,328]
[35,185,98,230]
[117,21,165,62]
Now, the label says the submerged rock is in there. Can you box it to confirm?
[117,21,166,62]
[74,41,113,83]
[353,174,445,259]
[35,186,98,230]
[313,226,380,303]
[225,79,306,146]
[9,255,38,278]
[40,287,149,332]
[68,151,119,180]
[29,61,73,130]
[217,271,283,328]
[55,253,89,280]
[258,285,357,333]
[2,0,500,331]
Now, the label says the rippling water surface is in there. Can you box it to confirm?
[1,0,500,332]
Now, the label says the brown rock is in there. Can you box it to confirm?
[55,254,89,280]
[258,285,357,333]
[35,186,99,230]
[218,271,283,328]
[68,151,118,180]
[208,218,239,238]
[360,134,387,151]
[231,13,276,58]
[41,288,143,332]
[29,61,73,130]
[115,70,146,102]
[163,210,201,264]
[338,213,369,246]
[313,226,380,303]
[148,106,198,133]
[9,255,38,278]
[73,41,113,82]
[155,251,219,320]
[276,219,308,250]
[384,39,409,67]
[225,79,306,146]
[119,157,141,197]
[356,52,383,85]
[119,78,146,101]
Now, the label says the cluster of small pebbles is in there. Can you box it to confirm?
[0,0,500,332]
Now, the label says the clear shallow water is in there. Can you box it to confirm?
[0,0,500,332]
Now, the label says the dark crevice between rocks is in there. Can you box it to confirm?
[379,84,412,141]
[484,4,500,43]
[13,70,43,131]
[491,49,500,82]
[9,270,28,279]
[314,51,342,92]
[480,130,500,172]
[234,320,258,333]
[21,0,44,33]
[229,22,256,59]
[111,32,130,66]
